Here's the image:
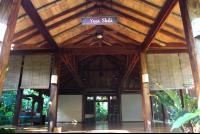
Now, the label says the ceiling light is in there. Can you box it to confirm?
[97,34,103,39]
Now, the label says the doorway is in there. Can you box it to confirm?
[95,102,108,122]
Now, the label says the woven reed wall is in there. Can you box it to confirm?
[147,54,194,90]
[21,55,52,89]
[3,56,22,91]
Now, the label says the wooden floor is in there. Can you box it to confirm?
[0,122,181,133]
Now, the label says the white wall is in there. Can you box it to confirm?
[57,95,82,122]
[121,94,143,121]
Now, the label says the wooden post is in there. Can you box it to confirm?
[13,55,24,125]
[37,90,42,113]
[140,52,153,131]
[179,0,200,108]
[118,88,122,122]
[0,0,21,101]
[13,89,23,125]
[48,54,61,132]
[82,88,85,123]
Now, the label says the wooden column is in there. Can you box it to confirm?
[140,52,153,131]
[179,0,200,108]
[118,88,122,122]
[37,90,42,113]
[162,105,168,123]
[13,55,24,125]
[82,88,85,123]
[0,0,21,101]
[48,54,61,132]
[13,89,23,125]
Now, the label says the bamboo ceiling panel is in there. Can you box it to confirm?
[147,54,194,90]
[17,5,26,17]
[14,17,34,33]
[23,35,45,44]
[114,0,162,18]
[3,56,22,91]
[21,55,52,89]
[101,4,155,25]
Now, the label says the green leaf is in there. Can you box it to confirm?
[0,105,7,111]
[170,113,193,131]
[0,128,6,133]
[171,109,200,131]
[5,128,16,133]
[6,68,9,72]
[187,98,197,112]
[156,92,174,107]
[183,93,189,110]
[5,111,13,117]
[166,89,182,110]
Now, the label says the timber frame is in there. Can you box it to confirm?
[0,0,199,132]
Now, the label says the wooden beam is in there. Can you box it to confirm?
[101,4,186,44]
[48,54,61,132]
[149,43,187,49]
[61,46,139,55]
[13,5,97,47]
[0,0,21,101]
[13,1,92,40]
[104,35,126,47]
[21,0,58,52]
[61,55,84,88]
[146,49,188,54]
[141,0,179,52]
[85,88,114,91]
[59,27,96,47]
[10,49,54,55]
[120,54,139,87]
[121,88,141,91]
[104,1,184,36]
[105,55,121,68]
[73,35,94,46]
[179,0,200,109]
[102,26,141,45]
[83,56,99,69]
[136,0,182,20]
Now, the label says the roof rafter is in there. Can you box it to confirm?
[120,54,139,87]
[104,1,184,36]
[141,0,179,52]
[13,1,92,40]
[59,27,97,47]
[101,4,186,44]
[104,35,127,47]
[21,0,58,52]
[102,26,141,45]
[13,4,97,47]
[61,54,85,88]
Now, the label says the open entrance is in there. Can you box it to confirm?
[95,102,108,123]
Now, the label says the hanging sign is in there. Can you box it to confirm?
[82,14,117,25]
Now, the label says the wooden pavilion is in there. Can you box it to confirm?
[0,0,200,132]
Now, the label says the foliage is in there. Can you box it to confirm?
[96,102,108,122]
[148,83,200,133]
[0,128,16,133]
[0,89,50,126]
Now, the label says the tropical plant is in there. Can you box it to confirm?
[0,89,50,126]
[0,128,16,133]
[148,83,200,133]
[96,102,108,122]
